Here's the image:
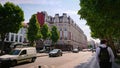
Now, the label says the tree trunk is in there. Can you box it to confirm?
[0,33,6,55]
[30,41,35,46]
[42,39,46,50]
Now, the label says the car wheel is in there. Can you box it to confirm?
[49,55,51,57]
[61,53,62,56]
[57,54,59,57]
[31,57,36,62]
[11,60,17,67]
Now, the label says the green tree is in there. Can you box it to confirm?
[0,2,24,53]
[41,24,50,46]
[50,26,60,46]
[78,0,120,56]
[27,14,41,46]
[78,0,120,41]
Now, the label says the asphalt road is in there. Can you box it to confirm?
[13,51,93,68]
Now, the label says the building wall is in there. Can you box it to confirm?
[4,32,24,43]
[41,12,87,49]
[2,24,28,43]
[3,11,87,50]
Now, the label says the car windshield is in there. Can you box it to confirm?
[51,49,59,52]
[9,50,21,55]
[73,49,78,51]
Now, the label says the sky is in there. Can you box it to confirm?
[0,0,93,41]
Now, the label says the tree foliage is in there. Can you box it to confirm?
[78,0,120,40]
[78,0,120,56]
[41,24,50,40]
[0,2,24,52]
[50,26,60,44]
[0,2,24,34]
[27,14,41,46]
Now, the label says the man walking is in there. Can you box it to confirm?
[96,39,115,68]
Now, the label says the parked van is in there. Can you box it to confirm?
[0,47,37,66]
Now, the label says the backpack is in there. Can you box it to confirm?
[98,46,110,62]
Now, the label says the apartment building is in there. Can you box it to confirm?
[37,11,87,50]
[3,23,28,43]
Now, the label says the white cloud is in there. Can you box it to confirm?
[64,10,77,15]
[0,0,61,5]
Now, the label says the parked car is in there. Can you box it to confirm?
[0,47,37,67]
[72,48,79,53]
[39,49,46,53]
[49,49,62,57]
[90,48,96,52]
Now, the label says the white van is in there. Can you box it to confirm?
[0,47,37,66]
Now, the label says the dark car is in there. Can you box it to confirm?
[72,48,79,53]
[49,49,62,57]
[39,49,46,53]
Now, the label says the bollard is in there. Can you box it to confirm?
[38,66,41,68]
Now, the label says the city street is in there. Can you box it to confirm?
[1,0,120,68]
[13,51,93,68]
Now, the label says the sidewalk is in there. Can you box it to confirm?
[79,54,120,68]
[114,53,120,68]
[112,62,120,68]
[75,53,120,68]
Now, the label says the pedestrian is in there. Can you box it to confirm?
[96,39,115,68]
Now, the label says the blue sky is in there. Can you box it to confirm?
[1,0,92,40]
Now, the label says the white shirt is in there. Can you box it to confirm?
[96,44,115,62]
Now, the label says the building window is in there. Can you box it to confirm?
[11,34,14,41]
[60,28,62,31]
[64,37,67,40]
[59,18,62,22]
[5,33,9,41]
[64,31,67,40]
[50,18,52,21]
[15,35,18,42]
[19,36,22,42]
[60,31,63,40]
[64,28,67,31]
[24,38,27,43]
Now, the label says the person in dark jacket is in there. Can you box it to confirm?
[96,39,114,68]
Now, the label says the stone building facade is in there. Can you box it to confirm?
[37,11,87,50]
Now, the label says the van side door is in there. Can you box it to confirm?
[18,50,27,63]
